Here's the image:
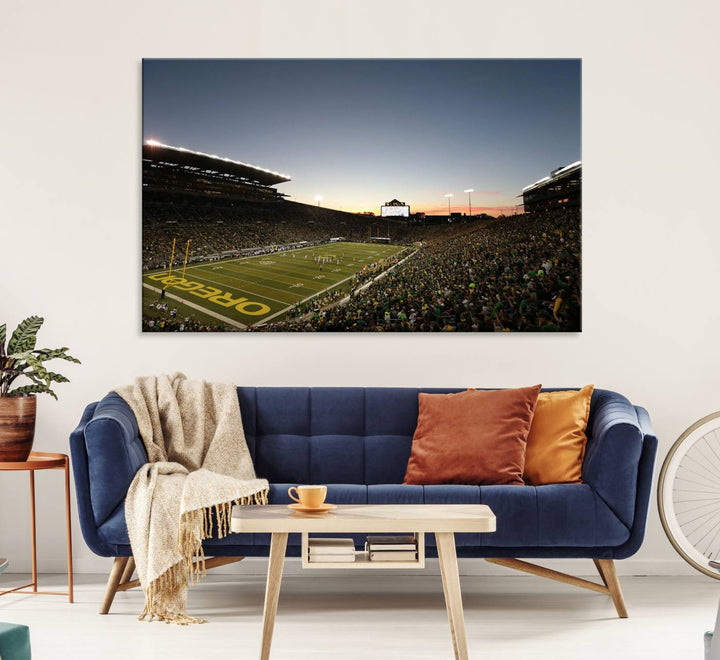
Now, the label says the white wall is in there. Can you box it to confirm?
[1,0,719,576]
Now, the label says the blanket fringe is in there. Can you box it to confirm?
[139,560,207,625]
[140,488,269,624]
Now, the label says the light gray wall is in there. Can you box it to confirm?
[1,0,719,575]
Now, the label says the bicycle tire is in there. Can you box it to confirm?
[658,411,720,579]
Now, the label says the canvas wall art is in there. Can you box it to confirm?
[142,59,581,332]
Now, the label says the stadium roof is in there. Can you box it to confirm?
[143,140,291,186]
[521,160,581,195]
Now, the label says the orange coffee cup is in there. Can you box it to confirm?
[288,485,327,508]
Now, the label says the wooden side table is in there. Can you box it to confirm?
[0,451,73,602]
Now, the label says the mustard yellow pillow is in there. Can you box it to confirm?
[523,385,594,485]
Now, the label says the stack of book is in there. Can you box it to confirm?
[365,535,417,562]
[307,538,356,563]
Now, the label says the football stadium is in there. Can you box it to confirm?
[142,141,582,333]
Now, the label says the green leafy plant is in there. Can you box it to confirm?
[0,316,80,399]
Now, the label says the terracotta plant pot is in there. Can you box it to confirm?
[0,395,36,462]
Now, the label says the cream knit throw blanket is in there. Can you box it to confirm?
[114,373,269,624]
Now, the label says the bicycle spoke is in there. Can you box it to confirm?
[659,413,720,579]
[678,456,720,487]
[675,501,720,516]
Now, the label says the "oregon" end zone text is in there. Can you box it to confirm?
[148,274,271,316]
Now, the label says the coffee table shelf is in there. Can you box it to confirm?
[301,531,425,569]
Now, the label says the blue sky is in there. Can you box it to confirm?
[143,59,581,215]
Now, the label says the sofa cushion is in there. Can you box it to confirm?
[96,481,629,552]
[480,484,629,548]
[403,386,541,485]
[98,503,261,551]
[524,385,594,485]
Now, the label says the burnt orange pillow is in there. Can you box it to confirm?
[523,385,594,485]
[403,385,541,486]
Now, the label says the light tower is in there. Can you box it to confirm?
[314,195,323,207]
[464,188,474,219]
[444,193,453,217]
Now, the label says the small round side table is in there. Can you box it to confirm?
[0,451,73,602]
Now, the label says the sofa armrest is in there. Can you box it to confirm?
[634,405,656,440]
[69,402,114,556]
[611,410,658,559]
[583,390,644,529]
[82,393,148,528]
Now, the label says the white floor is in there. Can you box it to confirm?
[0,571,717,659]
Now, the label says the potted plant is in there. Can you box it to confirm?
[0,316,80,461]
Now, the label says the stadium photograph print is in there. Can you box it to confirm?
[142,59,581,333]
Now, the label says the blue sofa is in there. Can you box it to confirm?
[69,387,657,617]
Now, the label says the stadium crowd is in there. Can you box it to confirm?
[142,193,581,332]
[258,209,581,332]
[144,198,399,269]
[142,196,460,269]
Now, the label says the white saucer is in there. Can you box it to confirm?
[287,503,337,513]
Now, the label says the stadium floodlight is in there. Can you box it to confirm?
[523,175,552,193]
[464,189,474,219]
[444,193,453,216]
[555,160,582,175]
[141,139,291,179]
[315,195,323,207]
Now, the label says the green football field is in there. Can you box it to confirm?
[143,242,408,329]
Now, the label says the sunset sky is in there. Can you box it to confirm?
[143,59,581,215]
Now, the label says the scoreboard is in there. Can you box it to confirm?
[381,205,410,217]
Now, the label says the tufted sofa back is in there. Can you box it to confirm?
[238,387,464,485]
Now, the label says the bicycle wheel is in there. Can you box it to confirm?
[658,411,720,579]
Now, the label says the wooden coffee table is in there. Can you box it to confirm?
[231,503,495,660]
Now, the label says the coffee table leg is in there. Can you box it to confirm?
[436,532,468,660]
[260,532,288,660]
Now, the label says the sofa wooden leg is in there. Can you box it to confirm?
[593,559,608,588]
[120,557,135,585]
[485,557,629,618]
[594,559,628,618]
[200,556,246,571]
[103,556,246,610]
[485,557,608,594]
[100,557,129,615]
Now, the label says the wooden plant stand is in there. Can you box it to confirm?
[0,451,74,603]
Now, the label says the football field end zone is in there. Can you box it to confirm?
[143,267,334,329]
[142,283,247,329]
[142,242,410,330]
